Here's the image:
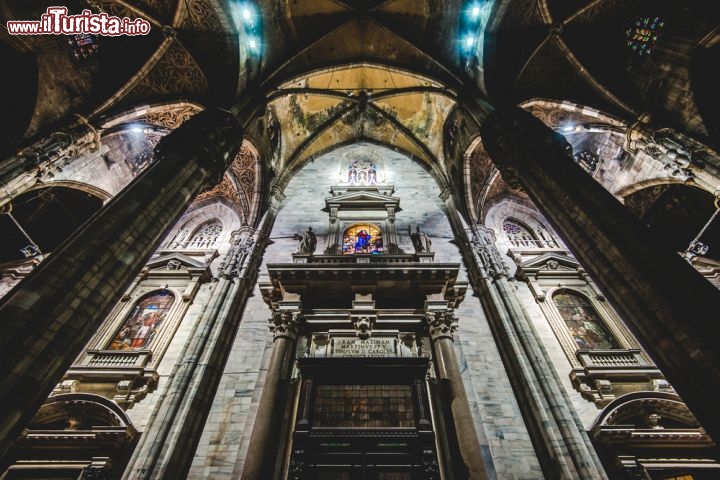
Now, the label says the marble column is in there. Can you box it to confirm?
[0,107,244,462]
[469,225,607,479]
[441,191,607,479]
[480,105,720,444]
[425,304,488,480]
[241,306,303,480]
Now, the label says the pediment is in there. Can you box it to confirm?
[324,189,401,210]
[518,252,580,273]
[146,253,207,271]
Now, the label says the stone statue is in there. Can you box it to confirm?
[294,226,317,254]
[409,225,432,253]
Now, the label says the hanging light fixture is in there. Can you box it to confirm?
[0,202,45,261]
[682,190,720,263]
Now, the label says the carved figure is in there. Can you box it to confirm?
[294,226,317,254]
[409,225,432,253]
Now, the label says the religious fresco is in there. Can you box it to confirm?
[342,224,383,255]
[108,290,175,350]
[554,290,620,350]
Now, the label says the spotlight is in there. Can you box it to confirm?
[465,35,475,48]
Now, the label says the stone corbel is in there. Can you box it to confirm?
[53,379,80,395]
[577,379,615,405]
[114,378,154,408]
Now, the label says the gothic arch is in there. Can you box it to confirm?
[484,196,562,251]
[163,202,241,251]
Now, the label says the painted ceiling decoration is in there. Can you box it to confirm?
[267,64,458,187]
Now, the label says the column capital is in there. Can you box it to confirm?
[269,310,303,340]
[154,107,243,184]
[424,309,457,341]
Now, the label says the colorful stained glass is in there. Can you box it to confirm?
[342,224,383,255]
[347,158,379,185]
[554,290,620,350]
[67,33,99,60]
[574,150,599,174]
[626,17,664,56]
[502,220,538,247]
[127,151,153,176]
[108,290,174,350]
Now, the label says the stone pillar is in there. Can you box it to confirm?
[440,190,607,479]
[424,303,488,480]
[122,225,272,480]
[480,105,720,443]
[0,107,244,462]
[241,306,303,480]
[471,226,607,479]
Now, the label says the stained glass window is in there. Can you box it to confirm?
[554,290,620,350]
[574,150,599,174]
[108,290,175,350]
[342,224,383,255]
[68,33,99,61]
[127,151,153,176]
[313,384,414,428]
[626,17,664,56]
[187,221,223,249]
[346,158,379,185]
[502,219,538,248]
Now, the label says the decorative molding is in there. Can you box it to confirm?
[143,104,202,130]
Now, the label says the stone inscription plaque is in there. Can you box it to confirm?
[332,337,396,357]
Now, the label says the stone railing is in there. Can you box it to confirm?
[296,254,423,264]
[577,349,649,368]
[78,349,152,369]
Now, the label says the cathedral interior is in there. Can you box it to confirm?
[0,0,719,479]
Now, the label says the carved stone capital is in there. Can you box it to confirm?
[270,310,303,340]
[467,225,509,280]
[425,310,457,341]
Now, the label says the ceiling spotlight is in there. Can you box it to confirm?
[470,5,481,19]
[465,35,475,48]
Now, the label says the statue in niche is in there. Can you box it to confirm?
[294,226,317,254]
[409,225,432,253]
